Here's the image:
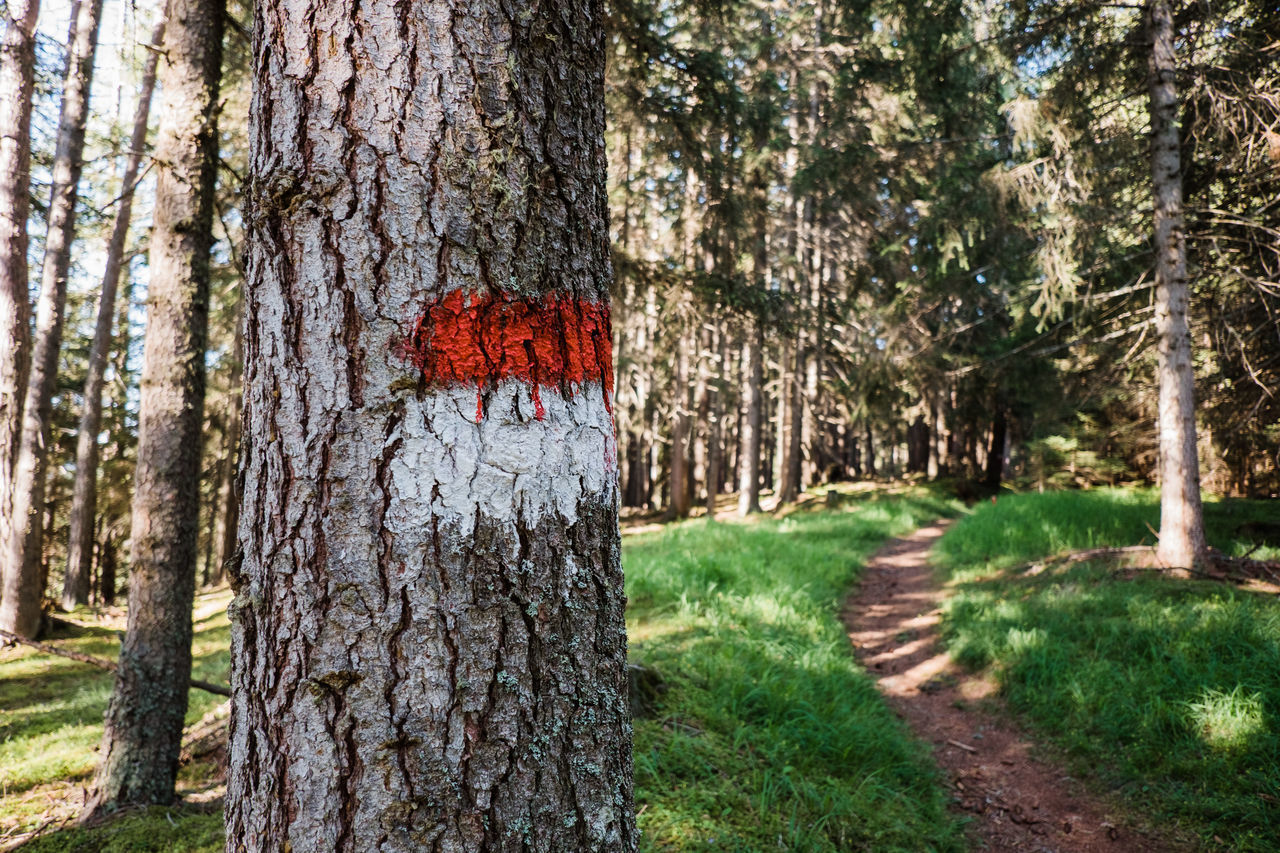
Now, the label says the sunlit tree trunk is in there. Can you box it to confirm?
[225,1,635,849]
[0,0,40,549]
[88,0,224,810]
[1147,0,1206,568]
[0,0,40,627]
[0,0,105,636]
[63,17,165,610]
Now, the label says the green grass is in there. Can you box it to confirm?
[18,809,224,853]
[0,591,232,846]
[628,490,966,851]
[936,489,1280,850]
[2,490,966,851]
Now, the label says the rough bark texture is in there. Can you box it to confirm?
[737,322,763,516]
[0,0,105,636]
[0,0,39,623]
[88,0,223,810]
[63,18,166,610]
[1147,0,1207,569]
[226,1,635,850]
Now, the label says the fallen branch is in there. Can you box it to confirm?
[0,628,231,697]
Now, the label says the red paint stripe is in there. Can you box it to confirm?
[402,289,613,417]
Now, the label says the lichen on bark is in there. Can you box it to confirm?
[228,2,634,850]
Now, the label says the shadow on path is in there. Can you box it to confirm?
[843,521,1186,853]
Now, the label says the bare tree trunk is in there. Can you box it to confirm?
[0,0,106,637]
[737,321,763,516]
[1148,0,1206,569]
[88,0,223,811]
[668,334,692,519]
[226,2,635,850]
[208,301,243,588]
[0,0,40,616]
[779,342,804,503]
[985,405,1007,488]
[98,534,115,606]
[63,18,165,611]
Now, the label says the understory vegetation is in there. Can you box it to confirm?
[1,491,966,852]
[0,590,233,850]
[936,490,1280,851]
[6,487,1279,850]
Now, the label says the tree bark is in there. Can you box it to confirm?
[88,0,224,811]
[208,299,243,588]
[984,405,1007,488]
[668,333,692,519]
[1147,0,1206,569]
[0,0,106,637]
[63,17,166,611]
[226,2,635,850]
[0,0,40,625]
[737,321,763,515]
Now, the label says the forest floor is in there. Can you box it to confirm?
[845,520,1184,852]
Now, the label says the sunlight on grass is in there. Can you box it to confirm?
[628,490,966,852]
[1,498,969,852]
[937,489,1280,851]
[1187,687,1266,753]
[0,589,234,844]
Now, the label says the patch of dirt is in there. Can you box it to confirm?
[844,521,1190,853]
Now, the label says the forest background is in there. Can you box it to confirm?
[0,0,1277,849]
[5,0,1278,616]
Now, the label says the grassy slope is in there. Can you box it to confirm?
[2,491,965,852]
[935,489,1280,851]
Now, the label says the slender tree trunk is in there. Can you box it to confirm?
[985,406,1007,488]
[737,321,763,516]
[226,2,635,849]
[0,0,106,637]
[88,0,223,811]
[209,302,243,587]
[0,0,40,622]
[668,334,692,519]
[63,18,165,610]
[98,534,115,606]
[1148,0,1206,568]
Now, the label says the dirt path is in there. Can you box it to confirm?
[844,521,1177,853]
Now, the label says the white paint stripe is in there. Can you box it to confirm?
[386,380,617,538]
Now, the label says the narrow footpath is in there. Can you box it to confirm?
[843,521,1178,853]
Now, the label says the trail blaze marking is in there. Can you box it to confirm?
[403,289,614,420]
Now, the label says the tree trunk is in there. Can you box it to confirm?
[703,329,723,519]
[737,321,763,516]
[63,17,165,611]
[98,534,115,606]
[209,315,243,588]
[668,334,692,519]
[0,0,40,618]
[0,0,106,637]
[1147,0,1206,569]
[88,0,223,811]
[985,406,1007,488]
[225,2,636,850]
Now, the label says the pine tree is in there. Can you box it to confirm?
[88,0,225,810]
[1,0,106,637]
[63,18,166,610]
[225,1,636,848]
[0,0,40,626]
